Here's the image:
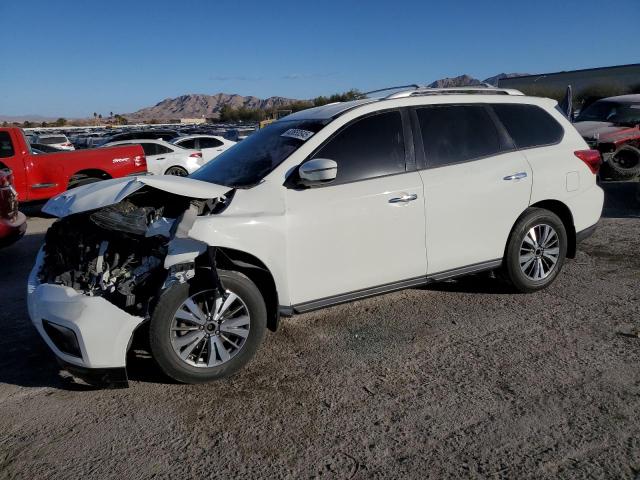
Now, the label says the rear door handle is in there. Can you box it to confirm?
[503,172,527,181]
[389,193,418,203]
[156,157,165,160]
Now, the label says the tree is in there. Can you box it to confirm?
[2,121,8,127]
[22,120,33,128]
[54,118,67,127]
[40,121,47,127]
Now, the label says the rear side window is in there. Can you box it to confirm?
[199,137,224,148]
[416,105,502,168]
[177,138,196,149]
[0,132,14,158]
[492,104,564,149]
[311,111,405,185]
[140,143,159,156]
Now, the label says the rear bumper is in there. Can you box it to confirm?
[0,211,27,247]
[576,222,598,244]
[27,249,145,386]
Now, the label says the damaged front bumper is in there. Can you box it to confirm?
[28,248,147,388]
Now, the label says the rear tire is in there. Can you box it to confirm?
[503,208,567,293]
[149,270,267,383]
[165,166,188,176]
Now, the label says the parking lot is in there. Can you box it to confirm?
[0,182,638,479]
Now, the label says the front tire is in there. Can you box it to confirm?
[503,208,567,293]
[149,270,267,383]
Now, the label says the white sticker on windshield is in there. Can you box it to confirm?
[281,128,315,141]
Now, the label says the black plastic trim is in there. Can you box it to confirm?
[576,222,598,244]
[427,258,502,282]
[286,258,503,315]
[293,276,427,314]
[56,358,129,389]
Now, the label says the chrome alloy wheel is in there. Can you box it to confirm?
[170,289,250,367]
[519,223,560,281]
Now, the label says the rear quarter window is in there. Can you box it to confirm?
[492,104,564,149]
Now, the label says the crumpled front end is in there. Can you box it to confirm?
[28,179,234,387]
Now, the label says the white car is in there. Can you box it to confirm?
[32,134,75,151]
[171,135,236,162]
[102,139,204,176]
[28,86,604,387]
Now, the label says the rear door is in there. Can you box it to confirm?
[285,110,427,306]
[413,104,532,275]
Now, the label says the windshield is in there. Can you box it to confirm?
[576,101,640,124]
[190,119,328,187]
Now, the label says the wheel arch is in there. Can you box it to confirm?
[516,199,576,258]
[214,247,280,332]
[69,169,111,186]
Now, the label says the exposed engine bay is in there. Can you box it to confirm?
[38,186,233,315]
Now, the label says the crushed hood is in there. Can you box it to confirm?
[43,175,231,218]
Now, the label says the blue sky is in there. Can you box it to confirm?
[1,0,638,117]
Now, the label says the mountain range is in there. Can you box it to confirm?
[122,72,528,121]
[0,73,529,122]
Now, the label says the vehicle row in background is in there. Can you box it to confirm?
[0,127,146,202]
[102,139,204,176]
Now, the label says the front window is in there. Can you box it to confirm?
[191,119,327,188]
[576,101,640,125]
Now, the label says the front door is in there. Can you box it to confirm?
[285,110,427,306]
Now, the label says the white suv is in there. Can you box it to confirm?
[28,87,604,387]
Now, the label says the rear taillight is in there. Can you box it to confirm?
[62,142,73,147]
[134,155,147,168]
[574,149,602,174]
[190,152,202,158]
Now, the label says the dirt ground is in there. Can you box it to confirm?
[0,183,639,479]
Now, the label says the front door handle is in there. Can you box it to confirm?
[503,172,527,181]
[389,193,418,203]
[156,157,165,161]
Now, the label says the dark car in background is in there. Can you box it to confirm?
[98,129,181,146]
[0,169,26,248]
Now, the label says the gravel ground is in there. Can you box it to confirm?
[0,183,639,479]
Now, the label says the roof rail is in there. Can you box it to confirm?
[362,84,423,97]
[385,85,524,99]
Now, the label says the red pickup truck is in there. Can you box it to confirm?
[0,127,147,202]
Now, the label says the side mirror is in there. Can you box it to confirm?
[298,158,337,186]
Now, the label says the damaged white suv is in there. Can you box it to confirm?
[28,87,604,387]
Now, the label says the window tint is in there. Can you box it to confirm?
[199,137,224,148]
[38,136,67,145]
[178,139,197,149]
[0,132,15,158]
[140,143,159,156]
[416,105,502,168]
[311,111,405,185]
[155,144,173,154]
[492,104,564,149]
